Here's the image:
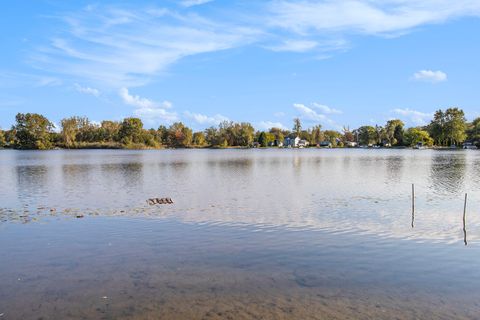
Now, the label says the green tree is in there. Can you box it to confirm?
[236,122,255,146]
[14,113,54,149]
[118,118,144,145]
[99,121,121,142]
[404,128,434,147]
[293,118,302,137]
[324,130,343,147]
[310,125,324,145]
[193,132,206,146]
[428,108,467,146]
[0,129,5,148]
[269,127,285,146]
[257,131,274,147]
[385,119,404,145]
[357,126,376,146]
[467,117,480,144]
[205,126,219,147]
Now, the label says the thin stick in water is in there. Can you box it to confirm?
[411,183,415,228]
[463,193,467,246]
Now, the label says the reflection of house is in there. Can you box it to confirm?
[284,136,301,147]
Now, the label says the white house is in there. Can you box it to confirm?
[284,136,301,147]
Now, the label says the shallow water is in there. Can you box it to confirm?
[1,149,480,319]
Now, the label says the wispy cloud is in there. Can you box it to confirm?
[267,39,318,52]
[74,83,100,97]
[30,5,260,88]
[412,70,447,83]
[184,111,229,125]
[392,108,432,125]
[180,0,214,8]
[120,88,177,125]
[267,1,480,36]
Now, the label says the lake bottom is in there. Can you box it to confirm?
[1,217,479,320]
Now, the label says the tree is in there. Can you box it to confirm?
[118,118,144,145]
[467,117,480,144]
[357,126,376,146]
[0,129,5,148]
[342,126,354,143]
[167,122,192,147]
[324,130,343,147]
[14,113,54,149]
[257,132,275,147]
[205,126,220,147]
[157,125,169,145]
[404,128,434,147]
[444,107,467,146]
[99,121,121,142]
[269,127,285,146]
[310,125,324,145]
[428,108,467,146]
[293,118,302,137]
[193,132,206,146]
[236,122,255,146]
[60,117,81,148]
[385,119,404,145]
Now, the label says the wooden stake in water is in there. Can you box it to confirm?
[411,184,415,228]
[463,193,468,246]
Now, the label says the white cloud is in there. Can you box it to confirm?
[268,1,480,36]
[293,103,342,129]
[184,111,229,125]
[119,87,171,109]
[412,70,447,83]
[312,102,342,114]
[31,5,260,88]
[74,83,100,97]
[180,0,214,7]
[258,121,288,130]
[392,108,432,125]
[120,88,177,124]
[293,103,327,121]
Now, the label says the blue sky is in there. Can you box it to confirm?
[1,0,480,131]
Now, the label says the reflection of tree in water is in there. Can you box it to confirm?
[429,153,466,195]
[385,156,405,182]
[119,162,144,187]
[16,165,49,205]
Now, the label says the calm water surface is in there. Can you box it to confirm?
[1,149,480,319]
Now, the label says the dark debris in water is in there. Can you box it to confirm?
[147,198,174,205]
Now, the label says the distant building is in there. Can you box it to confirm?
[284,136,301,147]
[319,141,332,148]
[345,141,357,147]
[463,142,478,149]
[298,139,309,147]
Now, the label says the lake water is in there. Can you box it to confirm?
[1,149,480,319]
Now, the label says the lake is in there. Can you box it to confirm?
[1,149,480,319]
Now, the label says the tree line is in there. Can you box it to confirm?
[0,107,479,150]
